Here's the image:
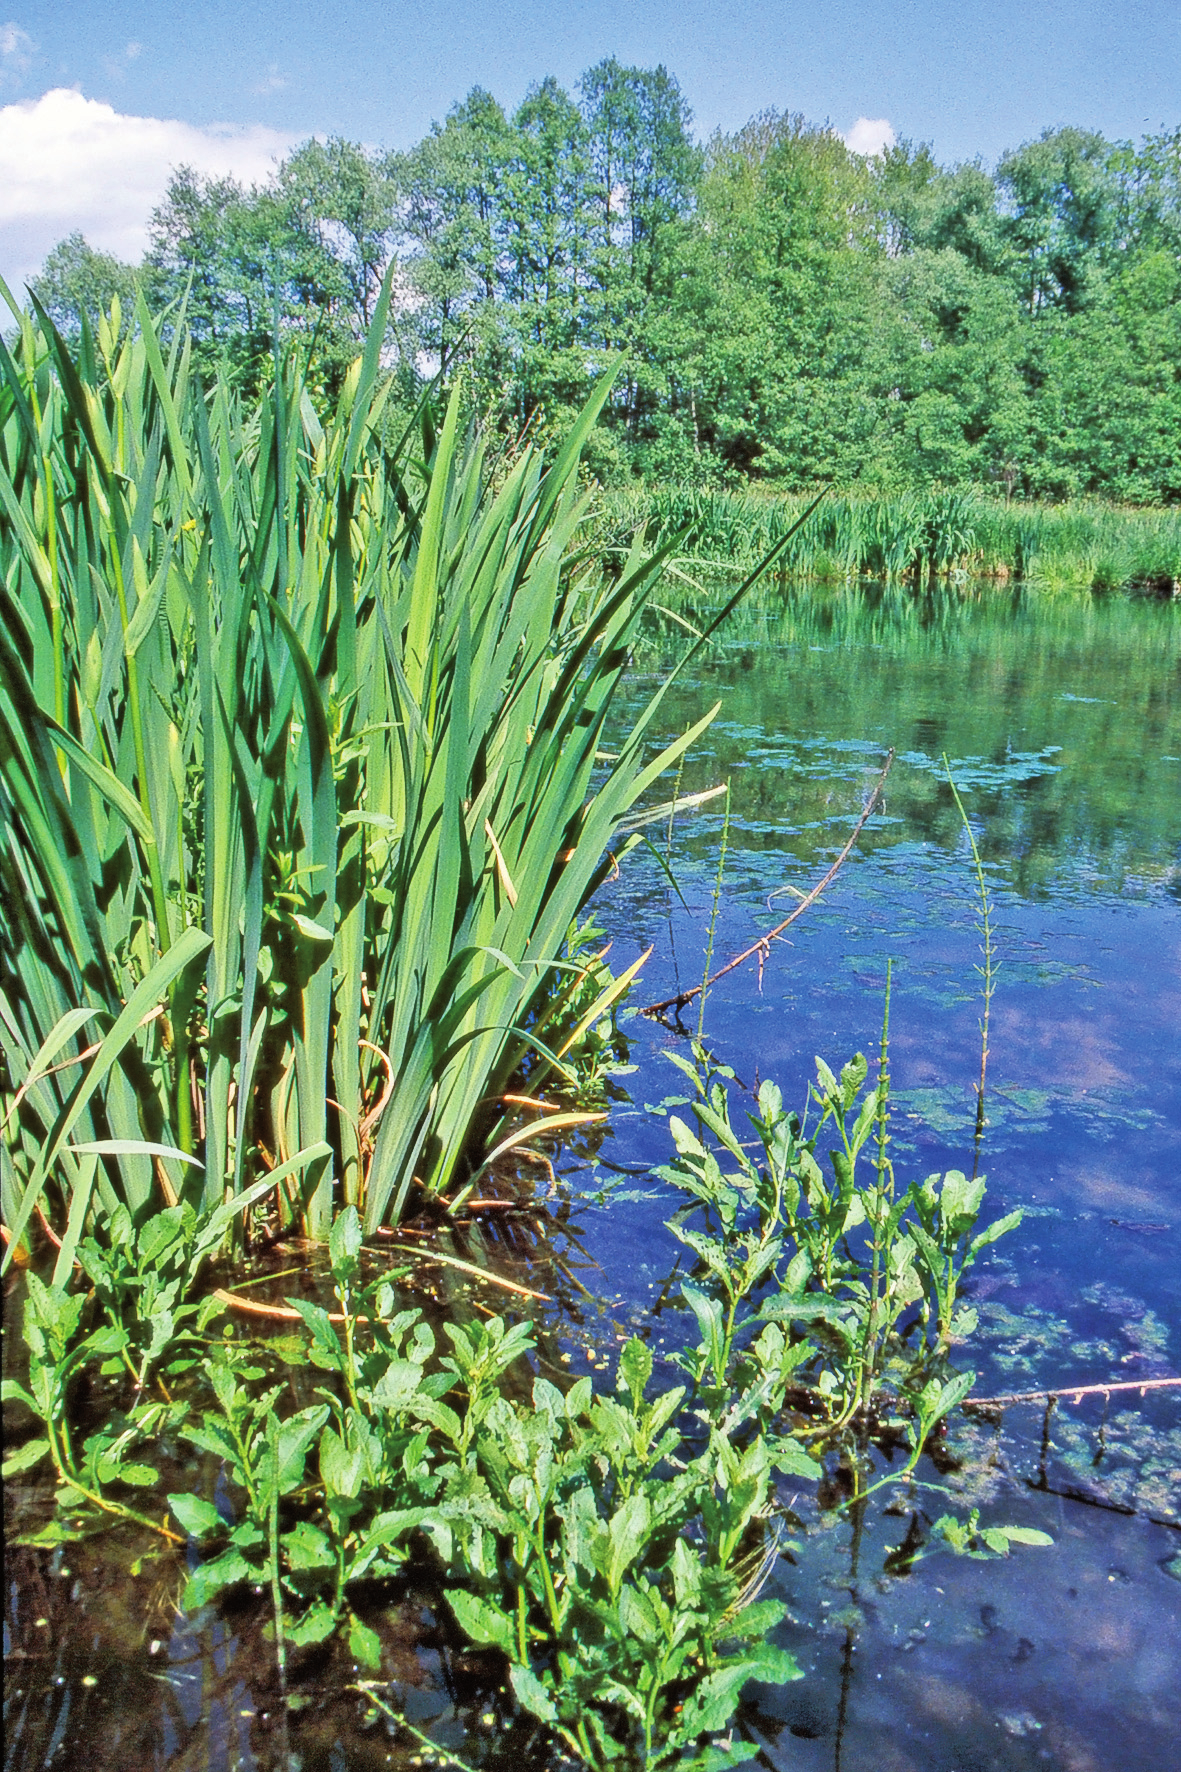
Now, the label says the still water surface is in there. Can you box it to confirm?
[5,582,1180,1772]
[578,581,1181,1771]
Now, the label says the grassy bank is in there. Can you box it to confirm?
[603,486,1181,593]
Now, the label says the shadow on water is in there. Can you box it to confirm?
[5,580,1181,1770]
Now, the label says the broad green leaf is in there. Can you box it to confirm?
[110,1461,158,1487]
[605,1492,652,1597]
[839,1052,868,1110]
[282,1521,334,1570]
[287,1601,338,1646]
[2,1436,50,1477]
[618,1335,652,1409]
[814,1056,841,1103]
[166,1493,225,1539]
[765,1437,823,1479]
[447,1589,517,1656]
[348,1614,383,1670]
[329,1204,362,1274]
[970,1208,1023,1256]
[182,1548,253,1611]
[510,1662,557,1725]
[275,1406,331,1491]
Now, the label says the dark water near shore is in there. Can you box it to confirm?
[5,582,1180,1772]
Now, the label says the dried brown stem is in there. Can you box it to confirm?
[213,1287,359,1326]
[964,1376,1181,1409]
[640,751,894,1020]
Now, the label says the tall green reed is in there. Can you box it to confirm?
[605,485,1181,592]
[1,285,818,1257]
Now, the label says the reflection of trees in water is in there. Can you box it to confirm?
[625,581,1181,898]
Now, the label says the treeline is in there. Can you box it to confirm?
[28,59,1181,500]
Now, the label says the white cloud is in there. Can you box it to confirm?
[843,116,896,158]
[1,21,36,81]
[102,40,144,81]
[0,87,297,293]
[251,65,287,96]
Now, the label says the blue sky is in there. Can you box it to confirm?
[2,0,1179,292]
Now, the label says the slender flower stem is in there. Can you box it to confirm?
[944,760,996,1178]
[696,780,731,1045]
[267,1419,288,1696]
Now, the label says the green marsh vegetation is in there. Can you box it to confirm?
[5,1030,1035,1771]
[0,277,737,1258]
[0,290,1053,1769]
[605,486,1181,594]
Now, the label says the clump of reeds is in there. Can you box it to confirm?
[603,485,1181,592]
[1,284,725,1256]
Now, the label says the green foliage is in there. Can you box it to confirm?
[28,234,141,340]
[610,483,1181,591]
[3,1043,1043,1769]
[24,74,1178,498]
[545,915,639,1102]
[653,1007,1022,1448]
[76,1173,285,1387]
[434,1334,801,1772]
[0,291,728,1252]
[2,1271,186,1541]
[173,1227,806,1772]
[927,1508,1054,1559]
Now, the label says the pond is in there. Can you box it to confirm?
[577,579,1181,1772]
[5,580,1180,1772]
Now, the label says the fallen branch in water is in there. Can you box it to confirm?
[964,1376,1181,1409]
[640,751,894,1021]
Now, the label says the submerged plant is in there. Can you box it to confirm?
[653,995,1022,1459]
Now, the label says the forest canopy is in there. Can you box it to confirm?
[26,58,1181,501]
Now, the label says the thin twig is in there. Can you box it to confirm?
[212,1288,362,1326]
[641,751,894,1019]
[358,1040,395,1139]
[378,1242,552,1302]
[964,1376,1181,1409]
[1,1007,165,1136]
[696,779,732,1042]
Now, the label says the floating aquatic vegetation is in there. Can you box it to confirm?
[898,747,1063,789]
[976,1301,1076,1379]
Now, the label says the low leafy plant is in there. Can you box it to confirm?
[77,1176,282,1390]
[439,1332,802,1772]
[928,1507,1054,1559]
[652,993,1022,1473]
[169,1211,445,1669]
[878,1504,1055,1569]
[545,913,639,1104]
[5,1048,1037,1771]
[2,1271,185,1542]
